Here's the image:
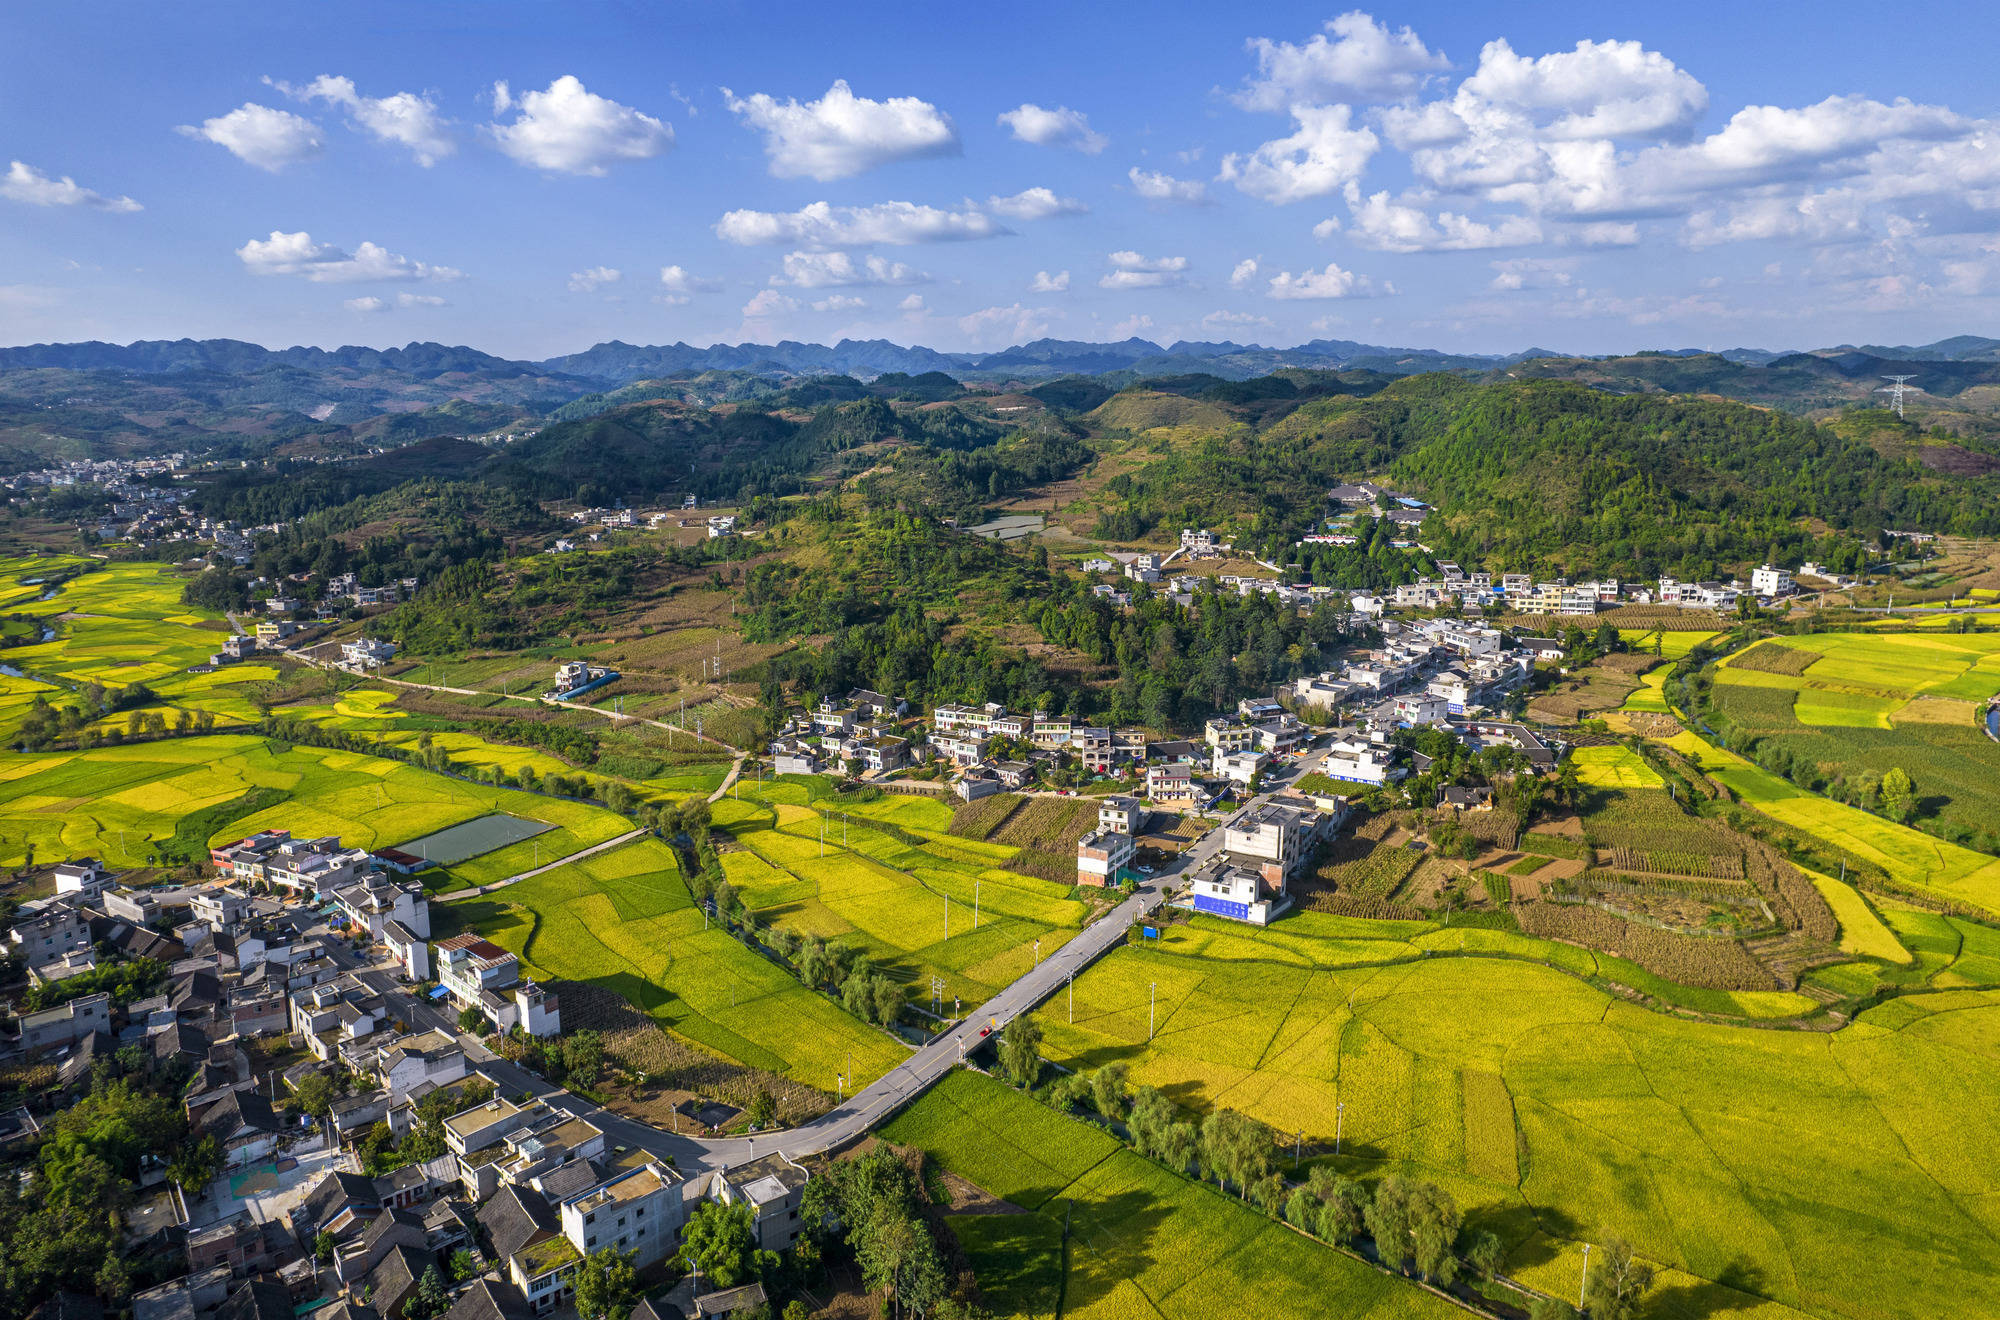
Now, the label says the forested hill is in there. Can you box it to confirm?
[1089,376,2000,580]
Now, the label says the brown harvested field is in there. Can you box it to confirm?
[1729,642,1819,675]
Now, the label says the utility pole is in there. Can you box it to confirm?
[1068,973,1073,1024]
[1335,1100,1346,1155]
[1034,937,1041,968]
[1149,981,1156,1040]
[974,878,980,930]
[1295,1130,1302,1169]
[1579,1244,1592,1310]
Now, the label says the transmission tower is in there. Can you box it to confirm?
[1877,375,1920,420]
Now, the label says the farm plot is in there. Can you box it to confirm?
[1667,732,2000,915]
[1570,745,1664,789]
[1032,924,2000,1320]
[446,836,904,1086]
[0,735,630,872]
[718,784,1089,1004]
[883,1071,1460,1320]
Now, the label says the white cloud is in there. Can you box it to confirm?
[488,76,672,175]
[1202,309,1273,330]
[568,266,621,293]
[1563,221,1639,247]
[811,294,868,312]
[271,75,454,165]
[1110,314,1155,339]
[1218,104,1377,204]
[398,293,447,306]
[1237,11,1449,111]
[1456,38,1708,141]
[1099,250,1188,289]
[1029,269,1070,293]
[997,103,1107,154]
[1128,166,1209,204]
[724,79,957,180]
[1265,261,1378,299]
[1488,257,1576,290]
[774,251,927,288]
[742,289,799,319]
[716,200,1004,247]
[1229,258,1259,288]
[898,293,926,312]
[986,187,1087,220]
[1312,217,1341,239]
[179,103,323,170]
[236,231,461,283]
[343,296,387,313]
[1345,189,1543,251]
[957,302,1055,348]
[1,161,141,212]
[659,265,723,294]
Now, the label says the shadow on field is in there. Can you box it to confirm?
[600,969,670,1013]
[1506,1208,1582,1272]
[1057,1186,1169,1315]
[1649,1259,1773,1318]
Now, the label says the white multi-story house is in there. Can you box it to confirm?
[434,934,562,1036]
[1322,736,1405,786]
[559,1163,685,1269]
[1146,762,1196,805]
[1751,564,1795,597]
[1214,749,1268,785]
[331,876,431,942]
[1076,829,1136,887]
[1098,796,1147,835]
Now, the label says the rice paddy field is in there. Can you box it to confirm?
[0,734,631,876]
[1704,633,2000,848]
[883,1069,1460,1320]
[708,782,1090,1005]
[1568,744,1664,789]
[0,557,279,738]
[1030,913,2000,1320]
[1618,627,1720,660]
[439,836,904,1087]
[1665,731,2000,915]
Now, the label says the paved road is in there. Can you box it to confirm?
[430,827,650,902]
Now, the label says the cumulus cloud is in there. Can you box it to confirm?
[1264,261,1378,299]
[986,186,1087,220]
[1128,166,1209,204]
[812,294,868,312]
[957,302,1056,348]
[179,103,324,170]
[1488,257,1577,290]
[1229,258,1259,288]
[997,103,1107,153]
[716,200,1005,247]
[271,74,454,165]
[774,251,927,288]
[1345,189,1542,251]
[1456,38,1708,141]
[1099,250,1188,290]
[724,80,957,180]
[898,293,926,312]
[398,293,447,306]
[488,76,672,175]
[1029,269,1070,293]
[343,296,387,313]
[236,231,461,283]
[1218,104,1377,203]
[1237,11,1449,111]
[2,161,141,212]
[742,289,799,319]
[659,265,723,294]
[568,266,621,293]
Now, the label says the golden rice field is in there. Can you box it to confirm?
[442,837,903,1087]
[1568,743,1665,789]
[0,734,630,874]
[1035,914,2000,1320]
[0,557,278,738]
[708,782,1088,1004]
[1665,731,2000,914]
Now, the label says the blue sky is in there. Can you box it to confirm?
[5,0,1999,359]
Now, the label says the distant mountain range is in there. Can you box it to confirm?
[3,332,1995,385]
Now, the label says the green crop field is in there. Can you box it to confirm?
[708,783,1090,1005]
[1706,633,2000,847]
[1030,915,2000,1320]
[0,558,278,739]
[882,1070,1461,1320]
[1569,744,1664,788]
[0,734,629,872]
[1619,628,1719,660]
[440,837,904,1087]
[1804,870,1912,964]
[1667,731,2000,914]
